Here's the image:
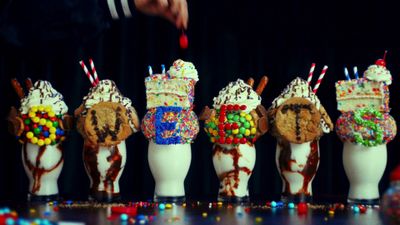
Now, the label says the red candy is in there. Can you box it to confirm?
[240,105,247,110]
[219,117,225,123]
[218,124,225,130]
[232,123,239,129]
[376,59,386,67]
[240,138,247,144]
[227,105,233,111]
[297,202,308,214]
[225,137,232,144]
[111,206,138,215]
[233,104,240,111]
[233,138,240,144]
[220,105,227,111]
[359,205,367,213]
[218,130,225,137]
[219,137,225,144]
[225,123,232,130]
[179,32,189,49]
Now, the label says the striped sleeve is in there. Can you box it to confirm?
[100,0,135,20]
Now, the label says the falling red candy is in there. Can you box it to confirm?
[179,33,189,49]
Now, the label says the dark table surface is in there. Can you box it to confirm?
[0,201,393,225]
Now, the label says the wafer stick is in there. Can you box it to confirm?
[25,78,33,90]
[255,76,268,95]
[11,78,25,99]
[247,78,255,88]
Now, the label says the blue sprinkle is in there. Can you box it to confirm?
[137,214,146,220]
[5,218,15,225]
[120,213,129,221]
[159,203,166,210]
[271,201,277,208]
[277,202,284,207]
[288,202,295,209]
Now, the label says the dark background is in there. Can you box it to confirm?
[0,0,400,202]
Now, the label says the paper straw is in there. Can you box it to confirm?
[344,67,351,80]
[148,66,153,75]
[307,63,316,85]
[353,66,359,79]
[79,60,95,86]
[161,64,166,74]
[313,65,328,93]
[89,58,100,84]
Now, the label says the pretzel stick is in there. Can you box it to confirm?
[246,78,255,88]
[25,78,33,90]
[255,76,269,95]
[11,79,25,99]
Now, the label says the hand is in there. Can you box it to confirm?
[134,0,188,29]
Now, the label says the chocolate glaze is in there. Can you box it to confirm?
[278,140,319,197]
[213,145,252,197]
[83,143,123,199]
[23,143,64,194]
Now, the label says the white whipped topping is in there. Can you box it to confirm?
[213,79,261,113]
[271,77,321,110]
[167,59,199,82]
[20,80,68,115]
[81,79,138,131]
[363,65,392,85]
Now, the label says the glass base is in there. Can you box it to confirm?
[154,195,186,203]
[347,198,380,206]
[281,194,312,204]
[218,195,249,204]
[89,191,121,202]
[27,193,59,202]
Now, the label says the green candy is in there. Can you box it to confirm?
[239,117,246,123]
[209,122,216,129]
[233,115,240,122]
[227,114,234,120]
[33,128,41,135]
[244,122,250,129]
[239,127,246,134]
[236,134,243,138]
[24,119,31,125]
[53,121,59,128]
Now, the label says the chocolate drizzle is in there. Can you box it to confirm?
[213,145,252,197]
[83,143,123,197]
[278,140,319,197]
[23,143,64,194]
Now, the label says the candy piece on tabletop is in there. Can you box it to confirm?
[297,202,308,214]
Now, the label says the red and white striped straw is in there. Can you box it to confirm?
[79,60,96,87]
[89,58,99,85]
[313,65,328,93]
[307,63,316,85]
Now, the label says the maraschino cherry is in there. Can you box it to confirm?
[375,50,388,67]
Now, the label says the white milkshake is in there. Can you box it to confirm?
[142,60,200,202]
[9,79,70,201]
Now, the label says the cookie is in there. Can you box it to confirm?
[275,97,321,143]
[319,104,334,131]
[84,102,132,146]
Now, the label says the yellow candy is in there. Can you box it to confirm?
[48,112,55,117]
[50,134,56,140]
[28,112,36,118]
[208,128,214,134]
[38,106,45,112]
[240,112,246,117]
[46,121,53,128]
[49,127,57,134]
[250,121,255,127]
[245,129,251,136]
[30,106,38,113]
[37,139,44,146]
[32,117,40,123]
[245,115,252,121]
[232,129,239,134]
[39,118,47,125]
[165,203,172,209]
[210,137,216,143]
[212,130,218,137]
[44,138,52,145]
[251,128,257,134]
[45,106,52,112]
[31,137,38,144]
[26,132,34,139]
